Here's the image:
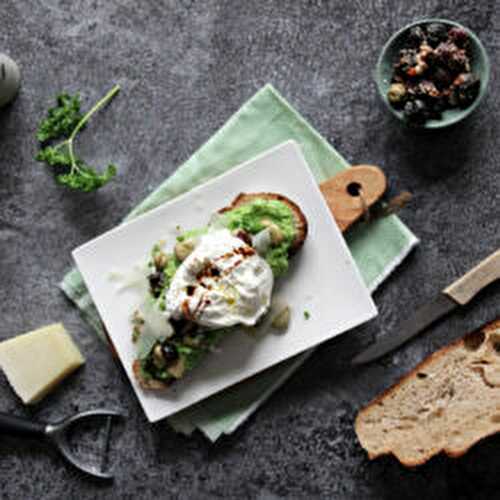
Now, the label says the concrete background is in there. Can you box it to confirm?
[0,1,499,498]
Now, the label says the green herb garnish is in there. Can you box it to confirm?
[304,310,311,320]
[36,93,84,143]
[36,85,120,192]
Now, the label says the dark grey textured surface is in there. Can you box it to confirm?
[0,1,499,498]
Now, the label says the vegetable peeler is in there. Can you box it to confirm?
[0,409,124,479]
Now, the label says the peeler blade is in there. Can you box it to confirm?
[47,409,125,480]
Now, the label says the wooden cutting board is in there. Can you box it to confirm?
[320,165,387,232]
[103,164,388,356]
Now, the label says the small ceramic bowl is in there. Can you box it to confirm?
[375,18,490,129]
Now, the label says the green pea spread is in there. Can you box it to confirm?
[224,199,296,276]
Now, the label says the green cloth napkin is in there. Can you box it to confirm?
[61,84,418,441]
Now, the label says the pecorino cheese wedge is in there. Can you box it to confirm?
[0,323,85,404]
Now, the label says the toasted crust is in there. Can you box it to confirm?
[355,318,500,467]
[219,192,308,254]
[132,360,170,390]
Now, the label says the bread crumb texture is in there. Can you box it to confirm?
[355,319,500,466]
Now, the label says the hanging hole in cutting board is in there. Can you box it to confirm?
[347,182,362,197]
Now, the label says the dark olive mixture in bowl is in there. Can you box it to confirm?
[376,19,489,128]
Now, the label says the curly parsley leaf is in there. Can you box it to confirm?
[36,93,84,143]
[56,164,117,192]
[36,143,117,192]
[35,85,120,193]
[35,145,72,167]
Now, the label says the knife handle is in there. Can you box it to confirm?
[444,249,500,305]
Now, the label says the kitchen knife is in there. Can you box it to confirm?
[351,248,500,365]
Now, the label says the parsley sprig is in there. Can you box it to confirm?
[36,85,120,192]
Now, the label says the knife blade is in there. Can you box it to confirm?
[351,248,500,365]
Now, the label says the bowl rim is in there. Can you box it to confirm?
[375,18,491,129]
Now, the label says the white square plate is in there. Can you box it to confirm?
[73,141,377,422]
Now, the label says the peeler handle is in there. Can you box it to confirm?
[0,412,46,439]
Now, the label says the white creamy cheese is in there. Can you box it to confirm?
[138,299,175,339]
[166,229,274,328]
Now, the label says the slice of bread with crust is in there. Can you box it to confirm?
[219,192,308,255]
[355,318,500,466]
[133,192,307,390]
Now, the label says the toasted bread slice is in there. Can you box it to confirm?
[219,192,308,254]
[355,318,500,466]
[133,192,307,390]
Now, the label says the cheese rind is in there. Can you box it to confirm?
[0,323,85,404]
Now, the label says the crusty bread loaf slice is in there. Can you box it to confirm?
[355,318,500,466]
[219,192,308,255]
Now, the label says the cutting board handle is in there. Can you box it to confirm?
[320,165,387,232]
